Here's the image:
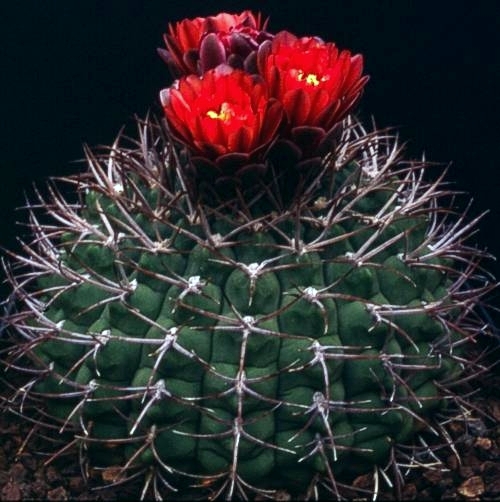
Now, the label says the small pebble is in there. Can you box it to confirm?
[8,463,26,482]
[1,481,22,501]
[68,476,85,493]
[457,476,485,499]
[474,436,492,450]
[31,479,47,498]
[45,465,62,485]
[47,485,69,501]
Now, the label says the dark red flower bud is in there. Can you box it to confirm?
[160,11,272,77]
[199,33,226,73]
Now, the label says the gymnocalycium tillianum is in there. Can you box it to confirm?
[1,10,497,501]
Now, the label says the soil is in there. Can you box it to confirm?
[1,343,499,501]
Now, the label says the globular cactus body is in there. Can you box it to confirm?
[1,10,496,501]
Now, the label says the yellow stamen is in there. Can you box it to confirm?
[206,102,236,122]
[296,70,329,86]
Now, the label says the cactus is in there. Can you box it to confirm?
[1,10,497,501]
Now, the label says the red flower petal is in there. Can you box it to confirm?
[282,89,312,126]
[228,125,254,152]
[258,98,283,144]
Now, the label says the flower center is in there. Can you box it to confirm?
[206,102,247,123]
[295,69,329,86]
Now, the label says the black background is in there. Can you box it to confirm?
[1,1,500,310]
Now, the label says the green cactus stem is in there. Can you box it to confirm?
[1,115,496,500]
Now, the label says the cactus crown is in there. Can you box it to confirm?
[1,10,497,501]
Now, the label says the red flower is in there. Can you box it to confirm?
[258,31,369,132]
[160,66,283,161]
[159,11,271,76]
